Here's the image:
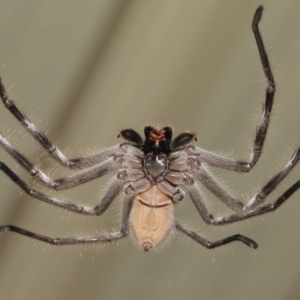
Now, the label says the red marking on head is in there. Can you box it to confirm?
[149,129,166,141]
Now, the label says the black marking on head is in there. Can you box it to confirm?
[170,132,197,150]
[118,126,196,155]
[118,129,143,146]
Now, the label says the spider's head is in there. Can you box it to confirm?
[143,126,172,154]
[118,126,196,154]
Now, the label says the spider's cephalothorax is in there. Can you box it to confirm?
[119,126,196,184]
[0,6,300,252]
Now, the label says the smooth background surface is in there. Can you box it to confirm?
[0,1,300,299]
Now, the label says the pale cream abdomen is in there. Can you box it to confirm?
[130,186,174,251]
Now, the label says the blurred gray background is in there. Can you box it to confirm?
[1,1,300,299]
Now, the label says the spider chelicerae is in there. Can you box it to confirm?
[0,6,299,252]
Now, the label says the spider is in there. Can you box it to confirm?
[0,6,299,252]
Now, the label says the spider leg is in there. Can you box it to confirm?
[175,222,258,249]
[186,6,275,174]
[245,148,300,209]
[166,169,242,212]
[47,153,144,191]
[157,180,185,203]
[0,161,150,215]
[190,164,244,212]
[0,161,126,214]
[186,148,300,210]
[250,5,275,166]
[212,180,300,225]
[0,191,134,245]
[0,77,143,170]
[0,137,144,190]
[168,166,300,226]
[166,169,244,221]
[0,225,126,245]
[180,175,214,224]
[43,157,119,190]
[0,155,120,190]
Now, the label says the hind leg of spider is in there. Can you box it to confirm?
[0,226,125,245]
[0,192,134,245]
[175,222,258,249]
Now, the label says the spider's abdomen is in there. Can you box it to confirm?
[130,186,174,251]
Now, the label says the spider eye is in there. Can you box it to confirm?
[170,132,196,150]
[118,129,143,146]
